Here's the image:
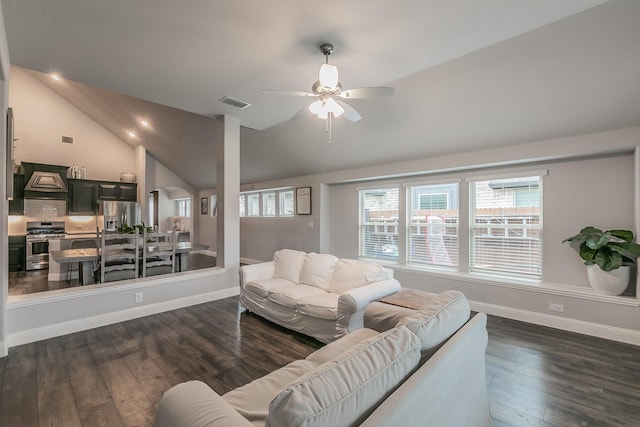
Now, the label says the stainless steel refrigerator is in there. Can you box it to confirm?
[98,201,141,232]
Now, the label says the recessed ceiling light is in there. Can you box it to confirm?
[51,73,61,81]
[128,131,136,138]
[140,119,149,127]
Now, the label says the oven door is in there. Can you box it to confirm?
[26,238,50,270]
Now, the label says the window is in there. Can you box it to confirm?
[177,199,190,217]
[469,174,543,279]
[210,195,217,217]
[246,193,260,216]
[239,194,246,217]
[359,187,399,261]
[262,192,276,216]
[239,187,295,217]
[279,190,294,216]
[407,183,459,268]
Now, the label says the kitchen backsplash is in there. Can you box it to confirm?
[24,199,67,219]
[10,200,99,235]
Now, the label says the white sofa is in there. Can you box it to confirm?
[240,249,402,343]
[156,290,492,427]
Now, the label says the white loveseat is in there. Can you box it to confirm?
[156,291,492,427]
[239,249,402,343]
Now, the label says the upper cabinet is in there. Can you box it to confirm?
[97,182,137,201]
[68,179,98,214]
[9,174,24,215]
[68,179,137,214]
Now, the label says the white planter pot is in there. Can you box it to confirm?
[586,264,630,296]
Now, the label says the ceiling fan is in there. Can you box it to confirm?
[262,43,394,143]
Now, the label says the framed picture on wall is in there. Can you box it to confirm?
[296,187,311,215]
[200,196,208,215]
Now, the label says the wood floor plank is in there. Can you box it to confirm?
[78,400,125,427]
[38,381,82,427]
[1,296,639,427]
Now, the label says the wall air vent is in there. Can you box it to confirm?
[219,96,251,109]
[61,135,74,144]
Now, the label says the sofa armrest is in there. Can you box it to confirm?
[156,381,254,427]
[338,279,402,314]
[239,261,275,287]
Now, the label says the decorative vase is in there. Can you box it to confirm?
[586,264,630,296]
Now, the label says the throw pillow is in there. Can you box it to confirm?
[273,249,306,284]
[299,253,339,291]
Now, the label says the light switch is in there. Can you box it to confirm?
[308,221,314,228]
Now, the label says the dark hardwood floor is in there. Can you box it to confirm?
[8,252,217,296]
[0,297,638,426]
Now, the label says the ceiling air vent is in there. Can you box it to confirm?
[219,96,251,110]
[61,135,74,144]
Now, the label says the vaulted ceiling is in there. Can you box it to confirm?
[3,0,640,188]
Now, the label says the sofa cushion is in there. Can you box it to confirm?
[296,293,340,320]
[266,326,421,427]
[274,249,306,283]
[330,259,391,294]
[299,253,340,291]
[223,359,317,425]
[245,278,296,299]
[305,327,380,365]
[397,290,471,353]
[268,284,327,309]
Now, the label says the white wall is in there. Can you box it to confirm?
[8,66,135,181]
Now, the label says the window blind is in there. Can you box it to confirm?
[407,183,459,268]
[359,187,399,261]
[469,175,543,279]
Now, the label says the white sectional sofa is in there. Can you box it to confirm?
[156,290,492,427]
[239,249,402,343]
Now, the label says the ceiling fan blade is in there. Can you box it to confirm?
[261,90,316,97]
[336,100,361,122]
[338,87,394,99]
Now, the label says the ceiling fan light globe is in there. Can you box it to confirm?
[319,63,339,89]
[308,99,323,115]
[325,97,344,117]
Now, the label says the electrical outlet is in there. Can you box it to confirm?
[549,303,564,313]
[135,292,143,304]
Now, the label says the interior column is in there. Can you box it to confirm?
[216,115,240,277]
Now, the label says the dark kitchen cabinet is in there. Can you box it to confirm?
[9,174,24,215]
[68,179,98,214]
[68,179,137,213]
[8,235,26,272]
[97,182,137,201]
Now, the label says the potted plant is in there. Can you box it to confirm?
[563,226,640,295]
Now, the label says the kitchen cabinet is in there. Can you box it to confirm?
[8,235,26,272]
[68,179,137,214]
[68,179,98,214]
[97,182,136,201]
[9,174,24,215]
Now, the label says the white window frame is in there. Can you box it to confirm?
[467,170,546,280]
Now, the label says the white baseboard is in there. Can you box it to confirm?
[240,257,263,265]
[7,287,240,348]
[471,300,640,346]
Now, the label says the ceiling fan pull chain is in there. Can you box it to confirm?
[328,113,333,144]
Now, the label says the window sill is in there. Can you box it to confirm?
[379,262,640,307]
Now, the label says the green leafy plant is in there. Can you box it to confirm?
[117,222,154,235]
[563,226,640,271]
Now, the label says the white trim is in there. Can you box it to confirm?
[402,176,462,186]
[392,265,640,306]
[6,286,240,348]
[0,341,6,358]
[465,169,548,182]
[355,183,401,191]
[8,268,225,307]
[471,300,640,346]
[240,257,264,265]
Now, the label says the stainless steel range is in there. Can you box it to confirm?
[26,221,66,271]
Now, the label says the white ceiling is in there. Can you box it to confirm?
[4,0,640,189]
